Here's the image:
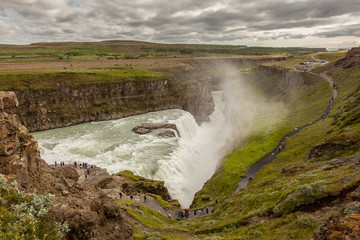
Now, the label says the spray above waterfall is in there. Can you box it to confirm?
[33,63,286,208]
[158,64,287,207]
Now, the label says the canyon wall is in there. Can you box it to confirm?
[9,57,292,132]
[258,65,306,89]
[12,79,187,131]
[255,64,324,97]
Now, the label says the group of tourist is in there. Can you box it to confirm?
[127,194,147,203]
[54,161,66,167]
[73,161,91,169]
[72,161,93,179]
[177,207,209,218]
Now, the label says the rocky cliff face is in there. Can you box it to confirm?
[0,91,133,239]
[335,46,360,68]
[13,79,185,132]
[258,65,307,89]
[255,64,324,98]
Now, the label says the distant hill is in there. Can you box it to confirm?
[0,40,326,61]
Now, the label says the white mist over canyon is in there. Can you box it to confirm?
[33,64,286,207]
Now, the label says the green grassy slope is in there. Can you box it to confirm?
[0,66,165,91]
[182,51,360,239]
[191,69,331,208]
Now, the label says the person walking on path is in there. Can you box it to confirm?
[206,208,209,214]
[119,192,122,199]
[130,195,134,200]
[144,195,147,203]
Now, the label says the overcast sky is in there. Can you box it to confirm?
[1,0,360,48]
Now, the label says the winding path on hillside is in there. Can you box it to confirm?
[232,54,337,194]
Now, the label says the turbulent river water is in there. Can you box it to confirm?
[33,91,227,208]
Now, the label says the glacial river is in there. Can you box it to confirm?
[33,91,227,207]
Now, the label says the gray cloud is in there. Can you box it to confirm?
[0,0,359,47]
[314,24,360,38]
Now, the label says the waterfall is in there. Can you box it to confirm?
[33,64,286,209]
[155,91,227,207]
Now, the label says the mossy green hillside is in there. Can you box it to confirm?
[116,199,186,232]
[0,66,165,91]
[175,51,360,239]
[190,116,360,239]
[191,70,331,208]
[117,170,145,182]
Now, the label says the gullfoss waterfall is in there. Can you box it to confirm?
[33,91,227,208]
[33,67,284,208]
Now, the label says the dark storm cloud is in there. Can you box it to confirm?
[0,0,359,46]
[314,24,360,38]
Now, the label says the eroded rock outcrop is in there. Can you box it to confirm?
[307,132,360,161]
[114,170,171,201]
[335,46,360,68]
[0,91,133,239]
[314,214,360,240]
[132,122,180,137]
[0,91,41,188]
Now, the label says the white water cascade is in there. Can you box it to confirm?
[157,91,227,207]
[33,91,228,208]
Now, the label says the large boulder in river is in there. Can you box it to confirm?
[132,122,180,137]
